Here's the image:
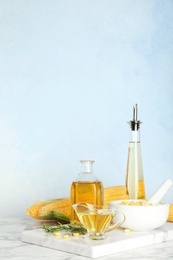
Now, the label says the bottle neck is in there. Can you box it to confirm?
[129,129,141,142]
[80,160,94,174]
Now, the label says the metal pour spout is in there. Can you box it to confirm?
[129,103,142,131]
[133,104,138,122]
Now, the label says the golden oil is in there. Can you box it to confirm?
[77,210,114,233]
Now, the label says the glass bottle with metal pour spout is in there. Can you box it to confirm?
[70,160,104,223]
[125,104,146,200]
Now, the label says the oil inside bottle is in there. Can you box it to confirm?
[126,141,145,199]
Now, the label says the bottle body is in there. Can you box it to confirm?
[70,160,104,223]
[125,104,146,200]
[126,141,145,199]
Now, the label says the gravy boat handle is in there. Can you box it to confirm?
[106,211,125,232]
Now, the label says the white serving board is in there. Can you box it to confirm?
[21,222,173,258]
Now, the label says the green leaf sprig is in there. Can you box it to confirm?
[42,223,87,235]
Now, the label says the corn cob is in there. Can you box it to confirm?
[26,200,55,220]
[39,198,71,218]
[26,186,128,220]
[168,204,173,222]
[104,185,128,206]
[26,198,67,220]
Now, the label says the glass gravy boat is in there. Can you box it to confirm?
[72,203,125,240]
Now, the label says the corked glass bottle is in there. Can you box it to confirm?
[70,160,104,223]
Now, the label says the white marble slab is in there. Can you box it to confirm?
[21,222,173,258]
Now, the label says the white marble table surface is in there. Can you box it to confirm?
[1,218,173,260]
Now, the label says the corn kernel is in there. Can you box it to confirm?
[124,228,131,234]
[54,232,61,237]
[63,234,69,239]
[73,233,80,237]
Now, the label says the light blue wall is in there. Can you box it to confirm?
[0,0,173,217]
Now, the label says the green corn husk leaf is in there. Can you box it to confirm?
[43,211,70,224]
